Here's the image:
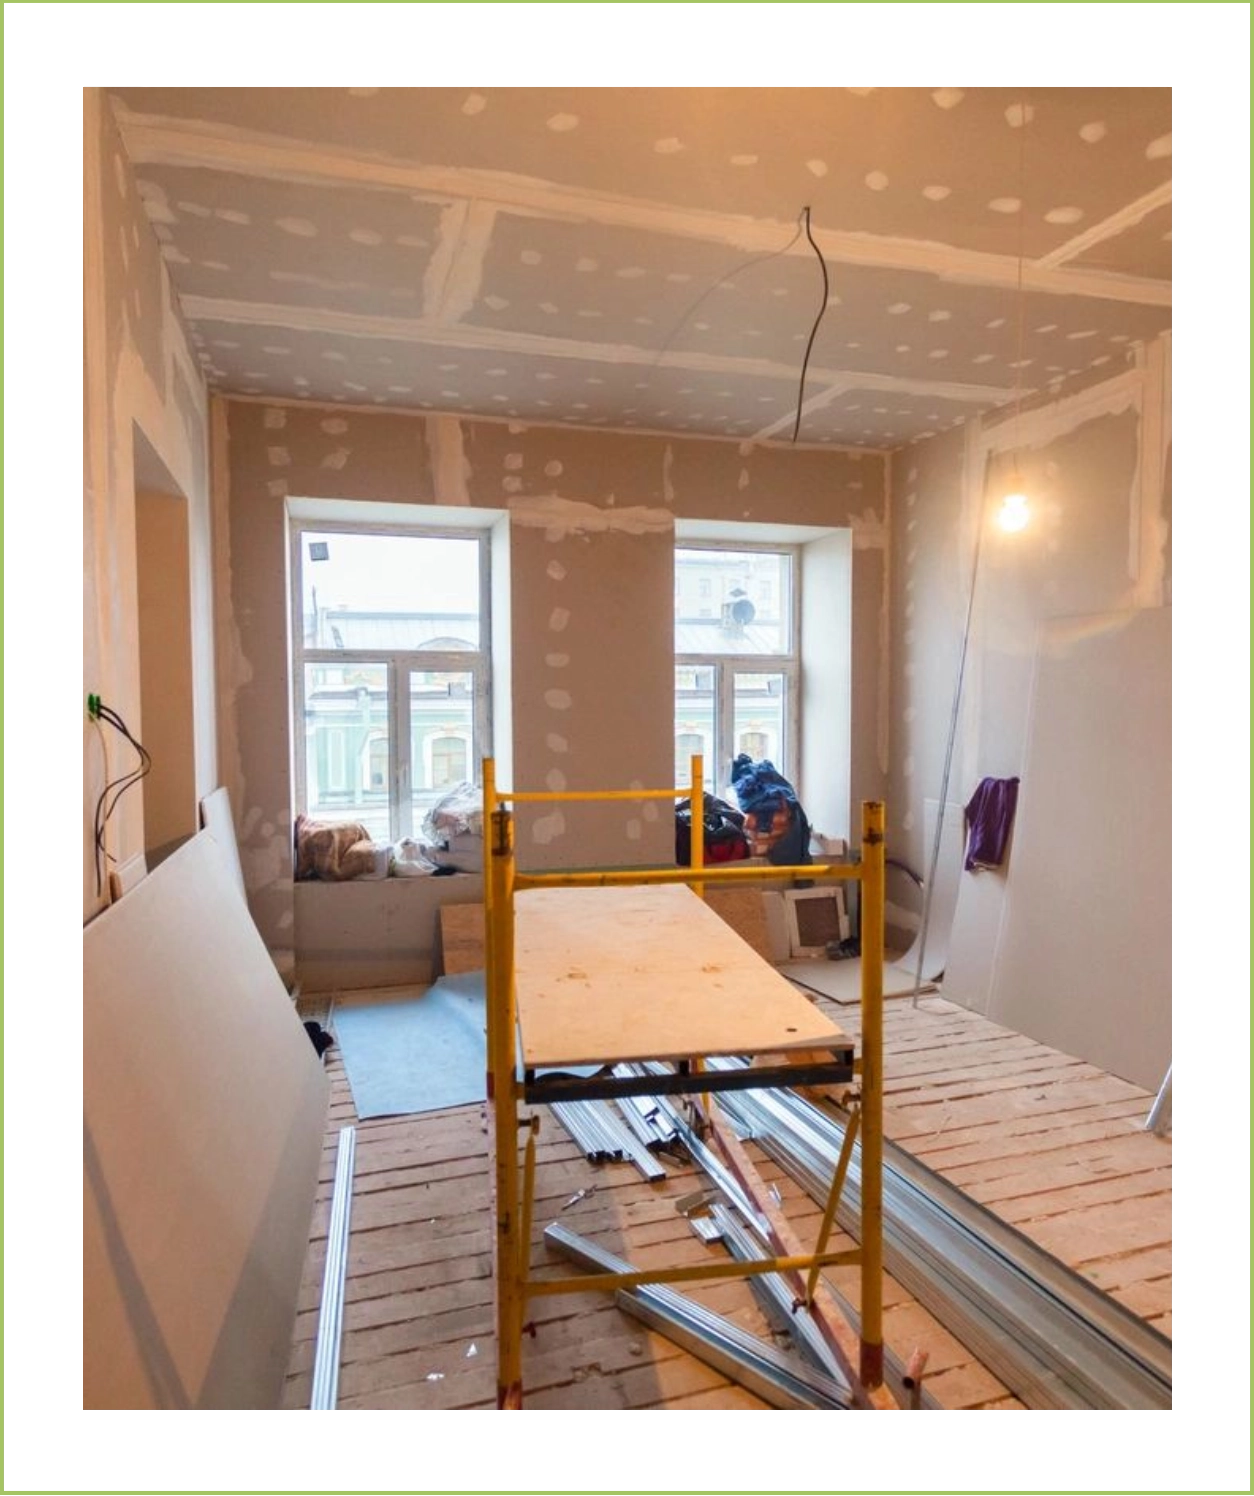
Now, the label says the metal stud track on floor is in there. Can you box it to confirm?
[309,1125,356,1411]
[544,1222,851,1410]
[707,1065,1172,1410]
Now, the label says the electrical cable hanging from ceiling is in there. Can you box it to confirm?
[649,209,807,372]
[91,699,152,896]
[790,205,830,444]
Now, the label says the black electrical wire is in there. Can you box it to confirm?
[650,211,806,372]
[92,701,152,896]
[94,754,151,891]
[97,708,151,824]
[790,206,830,444]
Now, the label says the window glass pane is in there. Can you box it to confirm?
[734,672,786,770]
[301,531,481,651]
[410,669,475,819]
[675,665,716,793]
[303,662,391,841]
[675,548,790,655]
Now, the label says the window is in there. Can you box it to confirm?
[674,545,797,794]
[430,733,469,788]
[325,728,348,791]
[364,733,389,792]
[292,525,491,842]
[674,730,708,791]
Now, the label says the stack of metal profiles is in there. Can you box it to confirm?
[548,1097,667,1181]
[611,1064,679,1149]
[543,1221,851,1410]
[703,1060,1172,1410]
[703,1197,941,1408]
[548,1082,932,1409]
[640,1080,938,1407]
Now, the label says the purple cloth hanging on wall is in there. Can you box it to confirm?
[963,777,1020,871]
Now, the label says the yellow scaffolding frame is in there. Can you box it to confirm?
[482,755,887,1410]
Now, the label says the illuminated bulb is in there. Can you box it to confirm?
[998,491,1030,532]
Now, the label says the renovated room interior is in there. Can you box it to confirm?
[77,76,1188,1436]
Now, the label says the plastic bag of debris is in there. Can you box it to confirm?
[421,782,484,844]
[390,838,440,877]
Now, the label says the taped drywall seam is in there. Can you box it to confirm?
[877,456,892,778]
[1035,181,1172,272]
[1125,345,1151,592]
[1134,335,1170,607]
[427,414,471,505]
[421,200,470,319]
[980,366,1140,456]
[223,390,888,466]
[211,398,249,816]
[511,495,673,538]
[424,200,497,325]
[115,105,1170,308]
[753,379,849,444]
[179,294,1015,411]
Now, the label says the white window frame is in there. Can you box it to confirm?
[674,542,800,796]
[290,520,492,843]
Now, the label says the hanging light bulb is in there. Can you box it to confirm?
[997,489,1030,532]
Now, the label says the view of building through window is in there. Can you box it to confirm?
[674,546,796,793]
[293,533,795,835]
[294,528,489,841]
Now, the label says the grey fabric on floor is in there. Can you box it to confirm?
[779,957,936,1005]
[332,973,488,1119]
[331,971,604,1119]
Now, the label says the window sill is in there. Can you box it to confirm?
[293,871,485,994]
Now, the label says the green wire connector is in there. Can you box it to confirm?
[87,693,102,719]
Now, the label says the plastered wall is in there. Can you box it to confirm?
[218,397,889,967]
[885,338,1172,1085]
[506,502,676,867]
[83,88,213,920]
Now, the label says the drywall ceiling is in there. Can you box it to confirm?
[109,87,1172,450]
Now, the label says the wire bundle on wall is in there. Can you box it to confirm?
[89,696,152,897]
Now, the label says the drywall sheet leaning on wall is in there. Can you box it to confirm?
[199,786,247,903]
[985,608,1171,1091]
[894,798,965,984]
[941,863,1010,1017]
[84,831,328,1408]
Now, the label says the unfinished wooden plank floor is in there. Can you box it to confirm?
[284,992,1169,1410]
[826,993,1172,1342]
